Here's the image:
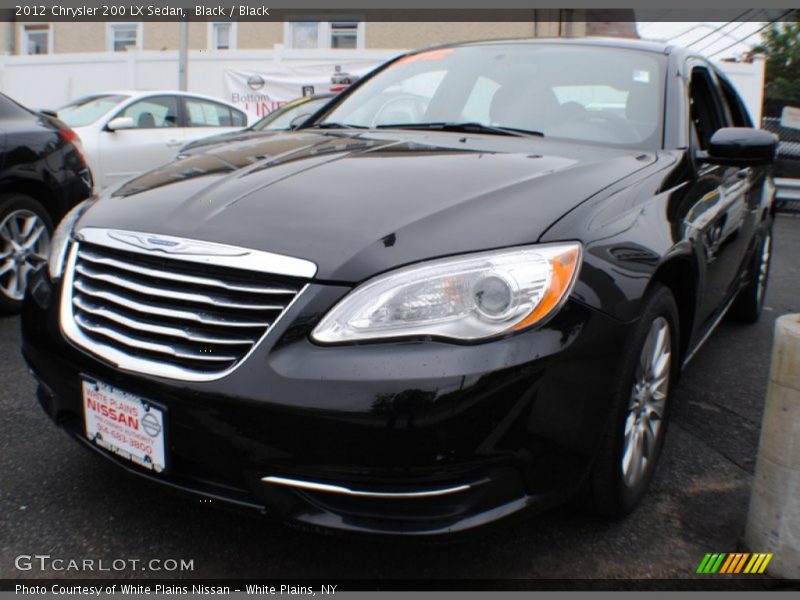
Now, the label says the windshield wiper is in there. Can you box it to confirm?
[375,122,544,138]
[310,122,367,130]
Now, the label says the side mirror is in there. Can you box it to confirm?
[701,127,777,167]
[106,116,135,132]
[288,113,311,130]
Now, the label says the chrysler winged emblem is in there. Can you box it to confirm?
[106,231,249,257]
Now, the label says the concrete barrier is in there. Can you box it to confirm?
[745,314,800,579]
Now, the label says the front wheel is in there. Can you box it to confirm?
[580,284,679,517]
[0,194,53,314]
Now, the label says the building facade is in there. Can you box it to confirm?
[0,13,637,56]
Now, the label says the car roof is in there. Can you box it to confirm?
[87,90,243,108]
[417,36,676,56]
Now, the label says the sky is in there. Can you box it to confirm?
[636,20,769,61]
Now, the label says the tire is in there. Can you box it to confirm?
[729,226,772,324]
[0,193,53,314]
[580,284,680,517]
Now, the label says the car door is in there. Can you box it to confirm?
[180,96,247,146]
[96,95,185,187]
[716,72,766,277]
[684,63,751,331]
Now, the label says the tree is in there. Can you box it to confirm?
[753,15,800,101]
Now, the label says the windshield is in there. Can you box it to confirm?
[253,97,330,131]
[317,44,665,148]
[58,94,129,127]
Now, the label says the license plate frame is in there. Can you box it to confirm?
[81,377,168,473]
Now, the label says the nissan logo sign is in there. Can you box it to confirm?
[247,75,265,91]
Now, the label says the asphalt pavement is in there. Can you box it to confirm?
[1,215,799,583]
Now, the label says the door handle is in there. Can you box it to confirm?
[166,139,182,147]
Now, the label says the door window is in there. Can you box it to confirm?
[688,67,727,150]
[119,96,179,129]
[717,77,753,127]
[184,98,246,127]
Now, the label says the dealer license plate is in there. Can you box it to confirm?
[82,379,167,473]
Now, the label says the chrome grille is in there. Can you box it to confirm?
[61,230,313,381]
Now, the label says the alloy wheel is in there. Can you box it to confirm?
[622,316,671,488]
[0,209,51,301]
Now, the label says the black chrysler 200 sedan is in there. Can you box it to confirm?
[22,39,776,535]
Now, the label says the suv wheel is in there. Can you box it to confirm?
[0,194,53,314]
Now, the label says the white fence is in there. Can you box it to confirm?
[0,47,400,115]
[717,56,766,124]
[0,46,766,122]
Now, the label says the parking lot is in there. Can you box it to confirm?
[1,215,799,583]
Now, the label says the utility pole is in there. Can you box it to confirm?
[178,21,188,91]
[7,19,16,54]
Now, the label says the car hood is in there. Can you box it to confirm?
[78,130,656,282]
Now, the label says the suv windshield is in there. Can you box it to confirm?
[58,94,129,127]
[317,44,665,149]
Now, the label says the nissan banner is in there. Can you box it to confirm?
[223,61,386,119]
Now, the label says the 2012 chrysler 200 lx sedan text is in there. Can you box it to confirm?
[22,39,777,535]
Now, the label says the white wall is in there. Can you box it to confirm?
[715,56,766,124]
[0,47,400,112]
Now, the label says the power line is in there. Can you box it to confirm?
[708,10,795,59]
[664,24,718,43]
[693,12,764,54]
[683,11,753,48]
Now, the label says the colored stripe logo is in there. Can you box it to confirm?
[696,553,773,574]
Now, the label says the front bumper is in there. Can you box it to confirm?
[22,268,633,535]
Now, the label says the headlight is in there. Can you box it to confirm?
[48,199,94,280]
[311,242,582,344]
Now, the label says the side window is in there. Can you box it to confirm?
[120,96,179,129]
[184,98,243,127]
[688,67,726,150]
[718,77,753,127]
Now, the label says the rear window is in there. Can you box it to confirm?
[185,98,246,128]
[0,94,34,119]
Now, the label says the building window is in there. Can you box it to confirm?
[107,23,141,52]
[208,22,237,50]
[23,25,52,55]
[285,21,364,49]
[288,22,320,49]
[330,22,358,49]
